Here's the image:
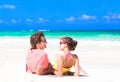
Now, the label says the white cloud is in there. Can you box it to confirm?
[38,17,49,23]
[104,16,110,20]
[80,14,90,20]
[26,18,49,24]
[114,14,120,19]
[103,13,120,23]
[65,16,75,22]
[103,15,112,23]
[104,14,120,19]
[11,19,17,23]
[26,19,33,22]
[79,14,96,20]
[105,14,120,19]
[38,18,44,23]
[0,4,16,9]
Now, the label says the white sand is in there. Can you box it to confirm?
[0,37,120,82]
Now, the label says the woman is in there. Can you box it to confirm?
[53,37,86,76]
[26,31,52,75]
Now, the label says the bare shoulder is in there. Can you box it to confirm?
[54,51,64,59]
[72,54,78,59]
[71,54,79,65]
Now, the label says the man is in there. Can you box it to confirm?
[26,31,52,75]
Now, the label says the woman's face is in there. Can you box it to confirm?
[59,40,67,50]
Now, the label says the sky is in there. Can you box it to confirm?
[0,0,120,30]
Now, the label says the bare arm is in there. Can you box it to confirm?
[74,58,80,76]
[36,66,49,75]
[73,54,87,76]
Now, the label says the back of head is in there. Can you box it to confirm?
[60,37,78,51]
[30,31,44,49]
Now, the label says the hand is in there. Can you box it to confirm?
[74,73,79,77]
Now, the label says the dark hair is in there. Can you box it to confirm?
[60,37,78,51]
[30,31,45,49]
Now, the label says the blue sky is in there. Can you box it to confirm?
[0,0,120,30]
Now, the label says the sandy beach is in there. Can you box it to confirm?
[0,37,120,82]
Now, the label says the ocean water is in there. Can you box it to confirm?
[0,30,120,41]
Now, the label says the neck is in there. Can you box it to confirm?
[63,48,70,54]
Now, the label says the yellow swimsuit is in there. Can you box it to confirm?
[53,53,72,73]
[53,59,70,73]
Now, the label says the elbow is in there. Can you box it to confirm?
[36,69,44,75]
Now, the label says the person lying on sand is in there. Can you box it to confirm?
[52,36,87,76]
[26,31,52,75]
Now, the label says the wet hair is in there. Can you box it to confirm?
[30,31,45,49]
[60,37,78,51]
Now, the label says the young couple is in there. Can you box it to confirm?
[26,31,87,76]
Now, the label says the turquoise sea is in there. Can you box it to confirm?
[0,30,120,41]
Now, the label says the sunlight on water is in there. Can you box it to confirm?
[0,30,120,41]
